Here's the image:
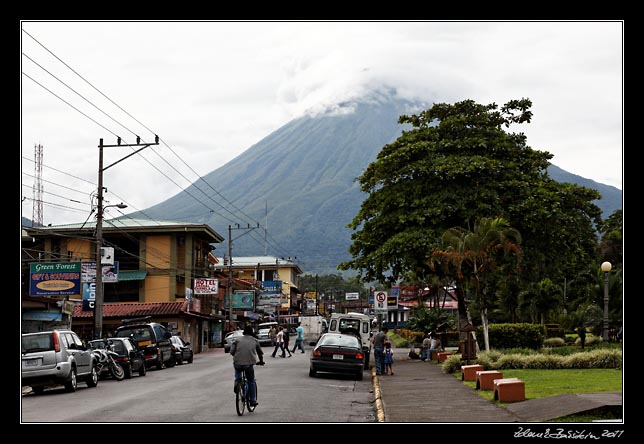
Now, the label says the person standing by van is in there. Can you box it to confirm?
[373,327,388,376]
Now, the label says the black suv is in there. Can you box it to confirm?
[113,318,175,370]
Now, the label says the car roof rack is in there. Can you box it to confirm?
[121,316,152,325]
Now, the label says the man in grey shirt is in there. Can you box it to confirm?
[372,327,389,376]
[230,325,265,406]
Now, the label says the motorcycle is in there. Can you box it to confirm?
[92,340,125,381]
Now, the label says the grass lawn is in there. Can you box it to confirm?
[458,368,622,402]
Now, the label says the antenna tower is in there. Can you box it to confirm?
[32,143,43,227]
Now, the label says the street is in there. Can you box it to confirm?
[20,347,377,423]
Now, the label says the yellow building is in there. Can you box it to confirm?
[21,219,240,351]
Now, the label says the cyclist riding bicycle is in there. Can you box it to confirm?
[230,325,264,407]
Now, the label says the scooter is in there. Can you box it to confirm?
[92,340,125,381]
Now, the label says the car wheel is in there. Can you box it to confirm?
[176,355,184,365]
[64,367,78,392]
[86,364,99,387]
[309,368,316,377]
[123,363,133,379]
[187,354,193,364]
[139,363,147,377]
[165,354,176,367]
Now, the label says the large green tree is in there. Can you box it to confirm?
[339,99,603,304]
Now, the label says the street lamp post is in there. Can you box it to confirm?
[601,261,612,342]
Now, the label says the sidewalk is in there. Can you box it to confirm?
[372,348,622,423]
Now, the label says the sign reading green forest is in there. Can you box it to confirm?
[30,262,81,296]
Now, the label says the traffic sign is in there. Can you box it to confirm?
[375,291,387,313]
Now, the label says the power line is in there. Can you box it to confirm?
[21,28,295,258]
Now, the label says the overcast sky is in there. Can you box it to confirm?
[20,21,623,227]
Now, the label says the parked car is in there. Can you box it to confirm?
[170,335,194,364]
[22,330,99,394]
[309,333,364,381]
[113,318,175,370]
[109,337,147,378]
[224,330,244,353]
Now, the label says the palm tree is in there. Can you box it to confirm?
[432,217,522,350]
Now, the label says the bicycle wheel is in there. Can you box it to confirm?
[235,380,246,416]
[247,381,257,412]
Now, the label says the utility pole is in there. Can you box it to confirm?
[226,223,260,332]
[228,225,233,333]
[94,136,159,339]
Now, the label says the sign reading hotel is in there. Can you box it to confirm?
[194,278,219,294]
[30,262,81,296]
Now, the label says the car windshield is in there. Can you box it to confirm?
[319,334,360,348]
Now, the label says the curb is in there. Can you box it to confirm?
[372,366,385,422]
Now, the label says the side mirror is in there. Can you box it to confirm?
[184,341,190,346]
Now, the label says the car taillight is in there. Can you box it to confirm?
[356,352,364,360]
[313,350,321,357]
[116,356,129,362]
[53,331,61,353]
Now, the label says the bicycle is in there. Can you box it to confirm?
[235,362,264,416]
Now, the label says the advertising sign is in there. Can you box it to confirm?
[82,282,96,311]
[388,286,399,310]
[194,278,219,294]
[81,262,119,283]
[256,280,282,312]
[224,290,255,310]
[30,262,81,296]
[345,292,359,300]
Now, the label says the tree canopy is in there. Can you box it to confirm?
[339,99,603,299]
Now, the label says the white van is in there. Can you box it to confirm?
[256,321,278,346]
[327,312,372,369]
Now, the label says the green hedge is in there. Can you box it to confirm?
[441,348,622,373]
[482,323,546,349]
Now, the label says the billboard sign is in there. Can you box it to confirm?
[224,290,255,310]
[345,292,359,300]
[256,280,282,312]
[30,262,81,296]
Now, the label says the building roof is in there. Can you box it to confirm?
[73,301,189,319]
[217,256,302,272]
[24,218,225,243]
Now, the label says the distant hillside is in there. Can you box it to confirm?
[106,96,625,275]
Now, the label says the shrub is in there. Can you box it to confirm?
[575,335,603,346]
[563,349,622,370]
[441,354,463,374]
[485,323,546,349]
[543,337,566,348]
[445,348,622,372]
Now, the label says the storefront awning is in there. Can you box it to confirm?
[23,311,63,321]
[118,270,147,281]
